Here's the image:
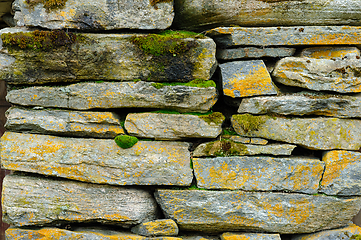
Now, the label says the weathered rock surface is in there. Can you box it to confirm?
[320,150,361,196]
[206,26,361,47]
[273,57,361,93]
[5,107,124,138]
[219,61,278,98]
[0,132,193,186]
[3,174,159,227]
[221,232,281,240]
[6,81,218,113]
[290,224,361,240]
[231,114,361,150]
[228,136,268,145]
[300,46,360,59]
[237,93,361,118]
[125,112,224,140]
[131,219,179,237]
[154,190,361,234]
[193,156,323,193]
[216,47,295,60]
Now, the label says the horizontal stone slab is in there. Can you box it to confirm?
[229,136,268,145]
[3,174,159,227]
[193,156,323,193]
[231,114,361,150]
[6,81,218,112]
[300,46,360,59]
[154,190,361,234]
[0,132,193,186]
[131,219,179,237]
[216,47,295,60]
[221,232,281,240]
[206,26,361,47]
[291,223,361,240]
[5,107,124,138]
[125,112,224,140]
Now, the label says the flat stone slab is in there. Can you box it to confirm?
[5,107,124,138]
[154,190,361,234]
[3,174,159,227]
[273,57,361,93]
[221,232,281,240]
[0,132,193,186]
[231,114,361,150]
[193,156,323,193]
[6,81,218,113]
[291,223,361,240]
[300,46,360,59]
[320,150,361,196]
[229,136,268,145]
[216,47,295,60]
[131,219,179,237]
[125,112,224,140]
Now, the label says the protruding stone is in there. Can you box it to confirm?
[154,190,361,234]
[3,174,159,227]
[250,138,268,145]
[0,132,193,186]
[216,47,295,60]
[290,224,361,240]
[131,219,179,237]
[221,232,281,240]
[300,47,360,59]
[219,61,278,98]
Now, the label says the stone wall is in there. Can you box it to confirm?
[1,0,361,239]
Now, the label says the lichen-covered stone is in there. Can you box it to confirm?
[193,156,323,193]
[219,61,278,98]
[3,174,159,227]
[216,47,295,60]
[221,232,281,240]
[231,114,361,150]
[154,190,361,234]
[125,112,224,140]
[5,107,124,138]
[131,219,179,237]
[6,81,218,113]
[0,132,193,186]
[320,150,361,196]
[300,46,360,59]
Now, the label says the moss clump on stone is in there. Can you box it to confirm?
[203,139,248,157]
[351,235,361,240]
[114,135,138,149]
[199,112,225,125]
[26,0,67,11]
[233,114,268,133]
[151,79,216,89]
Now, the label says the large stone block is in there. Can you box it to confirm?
[290,224,361,240]
[0,132,193,186]
[154,190,361,234]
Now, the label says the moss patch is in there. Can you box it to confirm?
[151,79,216,89]
[26,0,67,11]
[351,235,361,240]
[114,135,138,149]
[199,112,225,125]
[232,114,269,133]
[203,139,248,157]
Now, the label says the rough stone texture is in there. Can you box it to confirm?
[125,112,224,140]
[272,57,361,93]
[228,136,268,145]
[3,174,159,227]
[237,93,361,118]
[13,0,174,30]
[216,47,295,60]
[131,219,179,237]
[320,150,361,196]
[154,190,361,234]
[0,132,193,186]
[206,26,361,48]
[0,32,216,85]
[5,107,124,138]
[193,156,323,193]
[221,232,281,240]
[219,61,278,98]
[290,224,361,240]
[300,46,360,59]
[231,114,361,150]
[6,81,218,113]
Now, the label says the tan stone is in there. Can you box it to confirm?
[300,47,360,59]
[131,219,179,237]
[221,232,281,240]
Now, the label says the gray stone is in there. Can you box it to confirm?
[217,47,296,60]
[231,114,361,150]
[0,132,193,186]
[6,81,218,113]
[221,232,281,240]
[291,223,361,240]
[154,190,361,234]
[2,174,159,227]
[300,46,360,59]
[228,136,268,145]
[125,112,224,140]
[5,107,124,138]
[131,219,179,237]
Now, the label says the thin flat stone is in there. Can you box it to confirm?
[291,224,361,240]
[216,47,295,60]
[300,46,360,59]
[221,232,281,240]
[131,219,179,237]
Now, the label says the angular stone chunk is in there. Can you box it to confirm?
[125,112,224,140]
[131,219,179,237]
[237,93,361,118]
[300,47,360,59]
[154,190,361,234]
[193,156,323,193]
[273,57,361,93]
[290,224,361,240]
[3,174,159,227]
[320,150,361,196]
[0,132,193,186]
[219,61,278,98]
[6,82,218,113]
[221,232,281,240]
[231,114,361,150]
[206,26,361,47]
[5,107,124,138]
[216,47,295,60]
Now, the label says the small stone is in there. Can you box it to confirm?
[221,232,281,240]
[250,138,268,145]
[131,219,179,237]
[229,136,250,144]
[300,46,360,59]
[216,47,295,60]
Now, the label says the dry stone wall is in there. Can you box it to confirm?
[1,0,361,240]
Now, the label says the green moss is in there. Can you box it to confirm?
[152,109,181,114]
[351,235,361,240]
[26,0,67,11]
[151,83,165,89]
[151,79,216,89]
[199,112,225,125]
[222,127,237,136]
[232,114,269,133]
[203,139,248,157]
[114,135,138,149]
[188,183,207,190]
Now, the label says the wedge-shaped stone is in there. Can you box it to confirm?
[320,150,361,196]
[131,219,179,237]
[216,47,295,60]
[6,82,218,113]
[5,107,124,138]
[219,61,277,98]
[125,112,224,140]
[300,47,360,59]
[193,156,323,193]
[273,57,361,93]
[0,132,193,186]
[3,174,159,227]
[0,31,216,84]
[231,114,361,150]
[221,232,281,240]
